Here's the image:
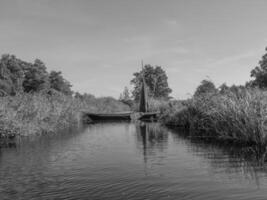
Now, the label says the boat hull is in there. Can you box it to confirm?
[86,112,132,122]
[138,112,159,122]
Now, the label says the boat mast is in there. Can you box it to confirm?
[139,60,148,113]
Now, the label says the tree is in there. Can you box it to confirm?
[219,83,229,94]
[119,86,133,107]
[74,92,95,100]
[23,59,49,92]
[49,71,72,95]
[130,65,172,101]
[194,79,217,97]
[0,54,74,96]
[250,47,267,88]
[0,54,25,95]
[119,87,130,101]
[245,80,254,88]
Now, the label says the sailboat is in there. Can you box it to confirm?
[138,62,159,121]
[84,61,158,123]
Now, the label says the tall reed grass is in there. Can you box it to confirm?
[0,92,129,137]
[160,89,267,146]
[131,98,169,112]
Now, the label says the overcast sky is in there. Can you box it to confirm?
[1,0,267,98]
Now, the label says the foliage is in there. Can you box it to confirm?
[160,88,267,146]
[0,54,25,95]
[131,98,169,112]
[75,92,130,113]
[0,92,130,137]
[23,59,49,92]
[119,86,133,107]
[130,64,172,101]
[74,92,95,100]
[218,83,229,94]
[194,79,217,97]
[0,54,131,137]
[250,47,267,88]
[49,71,72,95]
[0,54,73,96]
[119,86,130,100]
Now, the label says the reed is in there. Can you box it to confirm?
[131,98,169,112]
[0,92,129,137]
[160,88,267,146]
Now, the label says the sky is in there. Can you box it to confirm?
[1,0,267,99]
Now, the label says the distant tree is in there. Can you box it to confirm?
[250,47,267,88]
[0,54,75,96]
[49,71,72,95]
[245,80,254,88]
[23,59,49,92]
[119,86,133,107]
[131,65,172,101]
[0,79,12,96]
[219,83,229,94]
[194,79,217,97]
[228,84,247,97]
[0,60,13,95]
[74,92,95,100]
[0,54,25,95]
[119,87,130,100]
[74,92,83,99]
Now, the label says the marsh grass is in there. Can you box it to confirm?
[131,98,169,112]
[160,89,267,146]
[0,92,129,137]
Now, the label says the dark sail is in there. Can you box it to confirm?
[139,77,148,112]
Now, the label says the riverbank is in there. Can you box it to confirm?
[159,88,267,147]
[0,92,129,137]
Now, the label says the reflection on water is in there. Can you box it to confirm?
[0,122,267,200]
[171,131,267,188]
[136,122,168,164]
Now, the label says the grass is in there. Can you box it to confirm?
[131,98,170,112]
[3,85,267,150]
[0,92,130,137]
[160,88,267,146]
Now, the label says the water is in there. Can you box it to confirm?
[1,122,267,200]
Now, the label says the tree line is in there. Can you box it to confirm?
[193,47,267,97]
[123,46,267,102]
[3,45,267,102]
[0,54,72,96]
[120,64,172,105]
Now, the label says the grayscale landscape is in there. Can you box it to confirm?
[1,0,267,199]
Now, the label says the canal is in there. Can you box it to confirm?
[0,122,267,200]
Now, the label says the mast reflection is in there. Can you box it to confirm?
[136,122,168,164]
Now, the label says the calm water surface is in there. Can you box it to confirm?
[1,122,267,200]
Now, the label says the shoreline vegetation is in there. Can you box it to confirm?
[159,88,267,146]
[0,54,129,138]
[123,47,267,154]
[157,47,267,152]
[2,46,267,157]
[0,92,130,138]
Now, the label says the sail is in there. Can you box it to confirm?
[139,77,148,112]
